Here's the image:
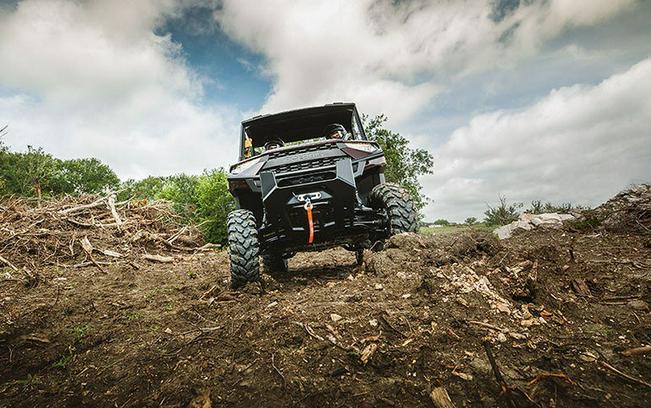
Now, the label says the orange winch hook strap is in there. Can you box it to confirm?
[304,201,314,244]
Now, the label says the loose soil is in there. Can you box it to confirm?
[2,222,650,407]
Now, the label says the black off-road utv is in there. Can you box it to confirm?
[226,103,417,288]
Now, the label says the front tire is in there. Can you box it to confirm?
[370,183,418,236]
[227,209,260,289]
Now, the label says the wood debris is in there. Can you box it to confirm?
[430,387,456,408]
[0,194,207,271]
[360,343,378,365]
[143,254,174,263]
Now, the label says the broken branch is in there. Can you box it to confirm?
[430,387,456,408]
[0,254,19,272]
[598,361,651,389]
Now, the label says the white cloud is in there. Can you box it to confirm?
[422,57,651,222]
[1,0,647,225]
[0,0,238,180]
[216,0,635,123]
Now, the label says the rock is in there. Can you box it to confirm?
[495,302,511,314]
[494,212,576,240]
[469,356,492,375]
[494,224,516,240]
[530,217,544,227]
[515,220,534,230]
[374,283,384,290]
[330,313,343,322]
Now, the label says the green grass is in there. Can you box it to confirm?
[69,324,91,340]
[420,224,493,235]
[125,311,143,321]
[52,353,73,369]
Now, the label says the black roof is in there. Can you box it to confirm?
[242,103,357,147]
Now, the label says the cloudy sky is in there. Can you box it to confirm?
[1,0,650,221]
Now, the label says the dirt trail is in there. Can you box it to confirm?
[1,217,650,407]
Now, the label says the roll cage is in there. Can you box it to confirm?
[239,103,367,161]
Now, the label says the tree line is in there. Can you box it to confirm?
[0,116,434,243]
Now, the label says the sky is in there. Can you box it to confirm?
[1,0,650,221]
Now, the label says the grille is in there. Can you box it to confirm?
[272,157,338,174]
[267,142,336,159]
[277,171,336,187]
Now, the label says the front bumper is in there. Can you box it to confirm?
[258,157,384,253]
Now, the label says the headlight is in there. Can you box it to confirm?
[343,142,378,153]
[230,156,263,175]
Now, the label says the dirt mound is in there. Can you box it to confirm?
[1,194,650,407]
[591,184,651,232]
[0,194,211,284]
[366,232,500,276]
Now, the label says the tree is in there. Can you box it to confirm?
[464,217,477,225]
[1,145,119,199]
[58,158,120,194]
[0,146,60,200]
[484,195,522,226]
[119,176,167,201]
[363,114,434,211]
[433,219,450,226]
[156,174,201,220]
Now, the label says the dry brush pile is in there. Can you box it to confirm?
[590,184,651,232]
[0,193,216,284]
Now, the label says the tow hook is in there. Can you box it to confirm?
[303,198,314,244]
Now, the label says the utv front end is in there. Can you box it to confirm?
[226,103,417,288]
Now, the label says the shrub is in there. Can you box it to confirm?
[464,217,477,225]
[119,176,167,201]
[484,195,522,226]
[433,219,450,226]
[195,170,236,244]
[527,200,584,214]
[119,170,235,244]
[567,213,602,231]
[156,174,201,220]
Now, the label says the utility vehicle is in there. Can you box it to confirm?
[226,103,417,288]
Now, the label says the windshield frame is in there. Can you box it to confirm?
[238,103,367,161]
